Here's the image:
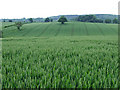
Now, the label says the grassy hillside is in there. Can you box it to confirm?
[1,22,119,88]
[2,22,118,38]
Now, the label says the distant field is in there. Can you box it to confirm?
[2,22,118,37]
[1,22,119,88]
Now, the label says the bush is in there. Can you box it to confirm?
[15,22,23,30]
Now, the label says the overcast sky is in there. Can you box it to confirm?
[0,0,119,19]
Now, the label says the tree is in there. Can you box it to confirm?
[9,20,12,22]
[94,19,103,23]
[45,18,50,22]
[50,19,53,22]
[3,19,5,22]
[113,18,118,24]
[76,15,102,23]
[76,16,82,21]
[105,19,111,23]
[15,22,23,30]
[28,18,33,23]
[58,16,67,24]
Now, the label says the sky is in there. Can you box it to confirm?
[0,0,119,19]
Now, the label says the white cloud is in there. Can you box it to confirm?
[0,0,119,19]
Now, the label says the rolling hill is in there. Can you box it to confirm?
[1,21,119,88]
[2,22,118,38]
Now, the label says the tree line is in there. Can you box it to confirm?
[4,15,119,24]
[75,15,119,24]
[3,15,119,33]
[38,15,119,24]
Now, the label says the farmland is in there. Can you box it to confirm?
[2,22,118,37]
[1,22,119,88]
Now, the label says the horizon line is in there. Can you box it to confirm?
[0,14,118,19]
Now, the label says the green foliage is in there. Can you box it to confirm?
[76,15,103,23]
[4,24,15,28]
[113,18,118,24]
[58,16,67,24]
[105,19,111,23]
[95,14,118,20]
[28,18,33,23]
[45,18,50,22]
[50,19,53,22]
[9,20,12,22]
[15,22,23,30]
[48,14,118,21]
[1,21,118,88]
[3,19,5,22]
[2,37,118,88]
[3,22,23,31]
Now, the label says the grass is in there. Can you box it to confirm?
[2,22,118,37]
[1,22,119,88]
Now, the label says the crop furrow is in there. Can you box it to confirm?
[95,24,105,36]
[84,23,89,36]
[55,25,62,36]
[38,23,52,36]
[71,23,74,36]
